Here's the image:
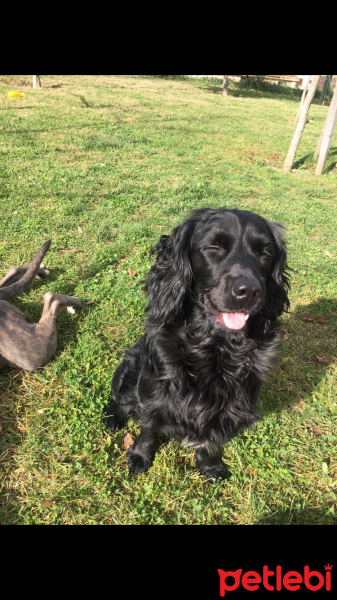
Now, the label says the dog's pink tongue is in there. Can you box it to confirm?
[220,312,247,330]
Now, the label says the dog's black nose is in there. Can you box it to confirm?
[232,278,262,303]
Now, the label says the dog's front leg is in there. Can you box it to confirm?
[127,425,160,475]
[194,447,230,482]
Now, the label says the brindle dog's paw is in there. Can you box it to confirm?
[36,263,50,279]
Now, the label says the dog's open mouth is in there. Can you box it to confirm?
[204,295,249,331]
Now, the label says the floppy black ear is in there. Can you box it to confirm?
[145,218,194,326]
[264,220,290,321]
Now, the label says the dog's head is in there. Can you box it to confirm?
[145,208,290,332]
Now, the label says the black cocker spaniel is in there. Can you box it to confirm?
[105,208,290,481]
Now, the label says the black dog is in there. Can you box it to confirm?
[105,208,290,481]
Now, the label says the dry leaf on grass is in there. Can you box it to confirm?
[314,355,330,364]
[41,500,54,508]
[307,419,322,436]
[123,432,135,449]
[127,269,137,277]
[300,315,326,324]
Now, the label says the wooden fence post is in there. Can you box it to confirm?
[315,81,337,175]
[283,75,320,173]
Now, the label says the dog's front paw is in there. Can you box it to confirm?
[199,462,231,483]
[127,448,153,475]
[104,414,124,432]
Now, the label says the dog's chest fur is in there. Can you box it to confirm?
[143,328,278,446]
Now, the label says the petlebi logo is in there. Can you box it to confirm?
[218,564,333,595]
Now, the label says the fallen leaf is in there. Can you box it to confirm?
[123,432,134,449]
[78,226,83,234]
[86,300,94,305]
[127,269,137,277]
[307,419,322,435]
[41,500,53,508]
[60,248,78,254]
[315,355,330,364]
[282,357,289,363]
[300,315,326,324]
[325,251,333,258]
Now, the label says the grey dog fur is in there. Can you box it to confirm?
[0,240,82,371]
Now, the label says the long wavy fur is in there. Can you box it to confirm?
[105,208,290,481]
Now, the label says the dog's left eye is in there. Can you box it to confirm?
[258,249,273,260]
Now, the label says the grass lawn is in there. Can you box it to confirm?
[0,75,336,525]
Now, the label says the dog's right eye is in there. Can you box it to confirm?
[205,245,226,254]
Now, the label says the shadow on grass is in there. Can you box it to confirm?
[325,147,337,172]
[228,87,308,103]
[292,152,316,169]
[184,77,328,105]
[0,366,26,523]
[187,79,306,103]
[293,147,337,171]
[67,92,114,110]
[262,297,337,415]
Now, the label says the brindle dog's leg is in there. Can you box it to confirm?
[0,292,82,371]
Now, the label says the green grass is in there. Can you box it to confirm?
[0,75,336,525]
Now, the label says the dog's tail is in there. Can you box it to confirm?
[0,240,52,300]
